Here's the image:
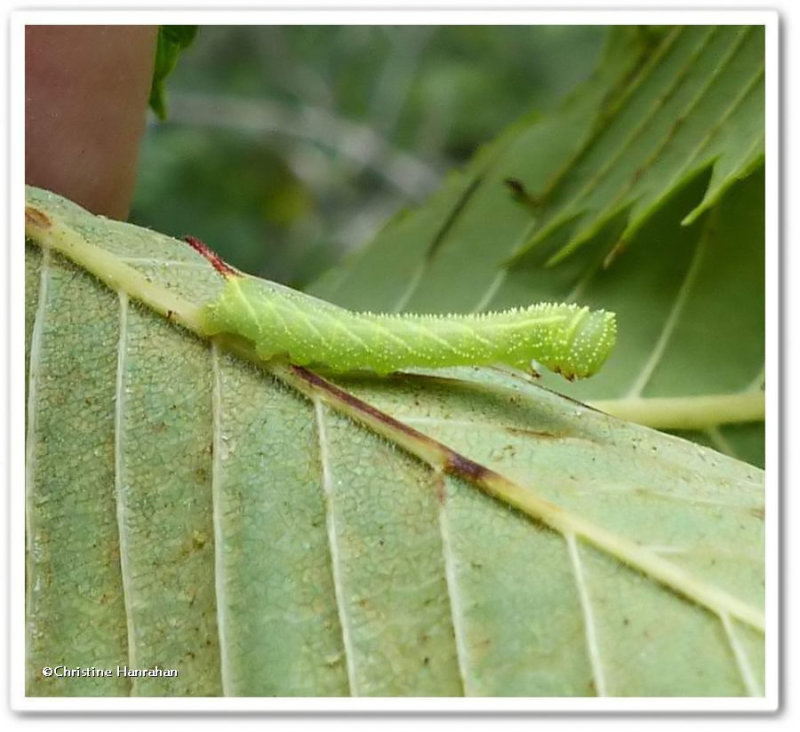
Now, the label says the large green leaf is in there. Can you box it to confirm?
[25,186,763,697]
[308,25,765,467]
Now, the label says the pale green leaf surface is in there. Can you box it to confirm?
[308,25,765,467]
[25,187,763,697]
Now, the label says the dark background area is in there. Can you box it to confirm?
[130,25,606,287]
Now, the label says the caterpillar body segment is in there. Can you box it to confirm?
[201,275,616,379]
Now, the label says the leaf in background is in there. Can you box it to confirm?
[308,25,765,467]
[309,26,652,312]
[25,187,764,697]
[524,25,765,264]
[149,25,199,121]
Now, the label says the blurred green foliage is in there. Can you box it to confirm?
[148,26,198,120]
[131,25,606,286]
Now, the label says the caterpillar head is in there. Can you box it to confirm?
[532,308,617,380]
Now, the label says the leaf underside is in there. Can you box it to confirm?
[25,187,764,697]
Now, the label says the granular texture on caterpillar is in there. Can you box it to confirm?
[201,275,617,379]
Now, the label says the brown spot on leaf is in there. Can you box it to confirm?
[25,205,51,230]
[434,473,446,505]
[443,451,490,482]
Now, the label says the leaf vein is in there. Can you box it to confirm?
[209,344,232,695]
[313,399,357,695]
[625,204,712,398]
[437,475,470,695]
[566,532,607,696]
[113,291,138,679]
[720,612,762,696]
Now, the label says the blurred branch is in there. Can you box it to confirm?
[252,27,336,110]
[369,27,435,139]
[165,91,442,199]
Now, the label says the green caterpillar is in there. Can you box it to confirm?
[187,237,616,379]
